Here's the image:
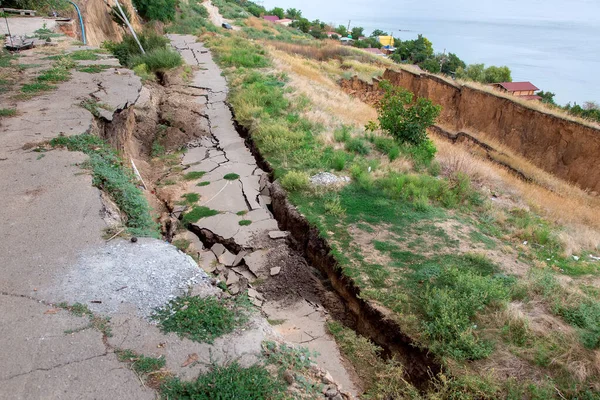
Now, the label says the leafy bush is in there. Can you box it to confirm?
[280,171,310,192]
[132,0,176,22]
[371,80,441,147]
[419,264,513,360]
[345,137,371,155]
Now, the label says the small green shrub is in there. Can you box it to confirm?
[128,48,182,72]
[345,137,371,155]
[68,50,100,60]
[172,238,191,252]
[238,219,252,226]
[330,151,347,171]
[132,0,177,22]
[372,80,441,146]
[197,181,210,186]
[223,173,240,180]
[105,32,170,67]
[280,171,310,192]
[333,125,351,142]
[182,206,219,225]
[152,295,249,343]
[180,193,200,205]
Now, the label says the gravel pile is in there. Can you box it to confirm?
[310,172,351,186]
[57,238,211,318]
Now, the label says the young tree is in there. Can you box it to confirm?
[293,18,311,33]
[440,53,466,74]
[247,4,265,17]
[335,25,348,37]
[483,65,512,83]
[372,80,441,146]
[285,8,302,19]
[455,63,485,82]
[370,29,388,37]
[270,7,285,19]
[133,0,177,22]
[351,26,364,40]
[420,58,441,73]
[537,91,556,105]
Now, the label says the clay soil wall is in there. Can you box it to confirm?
[341,70,600,193]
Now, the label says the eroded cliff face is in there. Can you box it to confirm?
[341,70,600,193]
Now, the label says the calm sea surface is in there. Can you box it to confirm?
[262,0,600,105]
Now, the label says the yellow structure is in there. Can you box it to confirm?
[378,36,394,47]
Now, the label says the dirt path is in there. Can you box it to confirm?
[203,0,240,30]
[167,34,359,395]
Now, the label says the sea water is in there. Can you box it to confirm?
[263,0,600,105]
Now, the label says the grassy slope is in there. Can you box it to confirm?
[155,1,600,396]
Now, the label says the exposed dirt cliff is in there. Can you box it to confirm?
[341,70,600,193]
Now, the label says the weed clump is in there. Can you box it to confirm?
[116,349,165,374]
[161,362,284,399]
[152,295,250,343]
[183,171,206,180]
[280,171,310,192]
[181,206,219,225]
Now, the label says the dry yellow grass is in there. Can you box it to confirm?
[265,38,600,254]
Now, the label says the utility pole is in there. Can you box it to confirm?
[114,0,144,54]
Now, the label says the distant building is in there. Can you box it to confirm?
[378,36,395,47]
[326,31,339,38]
[492,82,542,100]
[340,37,354,45]
[263,15,280,22]
[276,18,293,26]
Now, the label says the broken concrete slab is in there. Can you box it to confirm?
[269,230,289,240]
[219,249,237,266]
[198,250,217,273]
[226,272,240,286]
[195,213,240,241]
[211,243,226,257]
[233,250,248,267]
[244,250,270,276]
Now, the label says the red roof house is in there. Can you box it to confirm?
[492,82,541,100]
[263,15,280,22]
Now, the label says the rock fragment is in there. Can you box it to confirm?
[270,266,281,276]
[268,230,289,239]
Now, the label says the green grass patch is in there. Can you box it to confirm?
[76,64,113,73]
[152,295,250,343]
[238,219,252,226]
[116,349,165,374]
[345,137,371,155]
[161,362,284,399]
[57,302,112,337]
[0,108,16,117]
[236,210,248,216]
[181,206,219,225]
[183,171,206,180]
[21,82,55,93]
[180,192,200,205]
[50,134,159,237]
[197,181,210,186]
[223,173,240,180]
[68,50,100,60]
[129,48,183,72]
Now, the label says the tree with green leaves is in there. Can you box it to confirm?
[455,63,485,82]
[370,29,388,37]
[285,8,302,19]
[484,65,512,83]
[391,35,434,64]
[537,91,556,105]
[421,58,441,74]
[335,25,348,37]
[133,0,177,22]
[270,7,285,19]
[351,26,364,40]
[292,18,311,33]
[440,53,466,74]
[372,80,441,147]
